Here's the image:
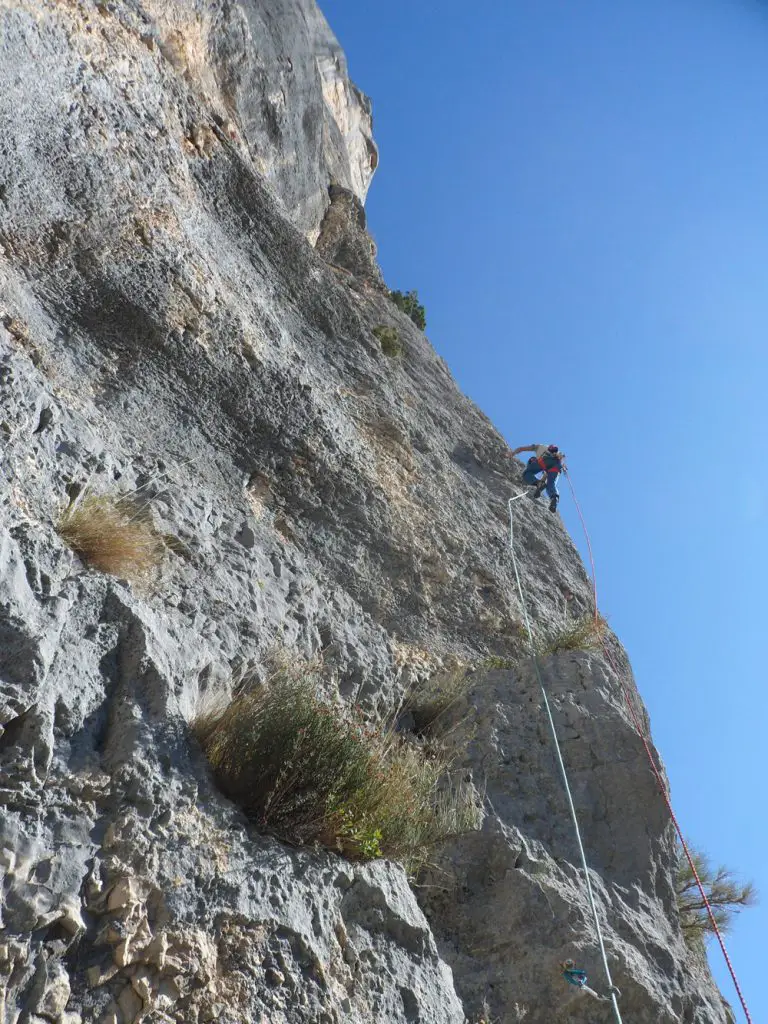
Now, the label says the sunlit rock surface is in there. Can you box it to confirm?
[0,2,731,1021]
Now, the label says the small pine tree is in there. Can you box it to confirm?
[390,289,426,331]
[675,841,756,947]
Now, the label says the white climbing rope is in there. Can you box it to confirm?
[507,496,623,1024]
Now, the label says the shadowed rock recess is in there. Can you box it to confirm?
[0,2,732,1022]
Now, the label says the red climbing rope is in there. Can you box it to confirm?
[563,468,753,1024]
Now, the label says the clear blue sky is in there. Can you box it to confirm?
[322,0,767,1017]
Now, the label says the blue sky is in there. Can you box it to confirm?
[322,0,767,1017]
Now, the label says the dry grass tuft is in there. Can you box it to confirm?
[195,665,480,873]
[536,613,607,657]
[58,492,165,587]
[404,667,473,735]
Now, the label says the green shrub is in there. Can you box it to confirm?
[390,289,427,330]
[675,841,756,948]
[195,666,480,873]
[58,492,164,587]
[535,614,607,657]
[372,324,403,357]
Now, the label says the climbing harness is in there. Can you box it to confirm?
[562,468,753,1024]
[507,494,624,1024]
[537,454,562,474]
[562,962,589,989]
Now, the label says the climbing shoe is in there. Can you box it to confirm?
[529,487,542,501]
[531,481,546,499]
[548,496,559,513]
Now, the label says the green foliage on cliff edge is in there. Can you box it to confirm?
[390,288,427,331]
[195,664,480,873]
[675,841,756,948]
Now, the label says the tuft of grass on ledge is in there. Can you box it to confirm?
[58,492,165,587]
[195,666,480,873]
[535,613,607,657]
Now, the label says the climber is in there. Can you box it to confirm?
[559,960,621,1005]
[510,443,566,513]
[561,959,589,990]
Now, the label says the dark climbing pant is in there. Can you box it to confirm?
[522,458,559,500]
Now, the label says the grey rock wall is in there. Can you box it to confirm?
[315,184,385,288]
[420,656,731,1023]
[0,1,730,1022]
[198,0,379,239]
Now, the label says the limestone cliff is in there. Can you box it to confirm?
[0,2,731,1022]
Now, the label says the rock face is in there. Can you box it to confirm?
[0,2,731,1023]
[420,657,731,1024]
[198,0,379,238]
[315,184,385,288]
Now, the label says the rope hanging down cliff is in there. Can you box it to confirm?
[563,468,754,1024]
[507,494,624,1024]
